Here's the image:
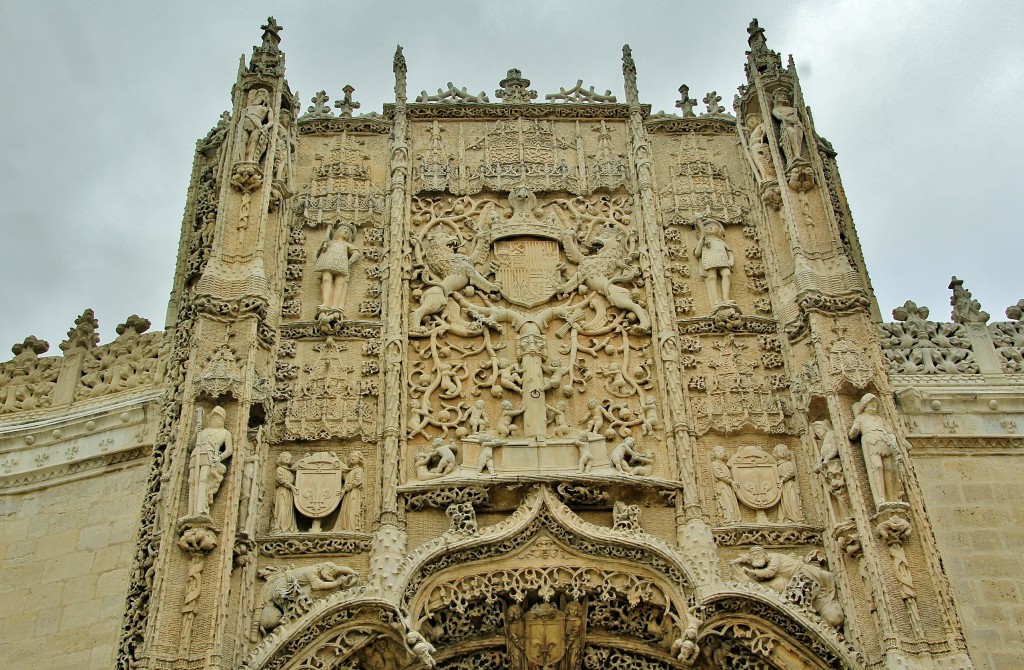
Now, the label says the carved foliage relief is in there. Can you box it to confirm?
[405,188,665,481]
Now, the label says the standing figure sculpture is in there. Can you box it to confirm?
[812,420,850,518]
[237,88,273,164]
[848,393,904,508]
[186,406,233,519]
[272,451,298,533]
[693,216,734,307]
[745,113,776,182]
[710,445,741,523]
[773,444,804,523]
[771,90,806,168]
[333,451,364,532]
[315,222,362,312]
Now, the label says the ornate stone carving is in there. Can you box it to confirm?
[182,406,233,521]
[77,316,163,399]
[271,451,298,533]
[675,85,697,117]
[811,420,850,519]
[315,221,363,316]
[848,393,905,509]
[730,546,844,628]
[256,562,358,635]
[545,80,617,103]
[990,299,1024,372]
[495,68,538,103]
[0,336,57,414]
[770,89,813,191]
[879,301,978,374]
[693,215,735,308]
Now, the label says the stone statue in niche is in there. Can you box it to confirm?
[773,444,804,523]
[272,451,298,533]
[849,393,905,508]
[710,446,741,523]
[332,451,364,532]
[272,107,295,183]
[184,406,233,520]
[257,562,357,634]
[610,436,654,476]
[731,546,845,628]
[811,420,850,518]
[744,113,776,183]
[771,90,806,169]
[693,215,734,307]
[236,88,273,164]
[315,221,363,313]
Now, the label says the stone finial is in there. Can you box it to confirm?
[59,309,100,352]
[116,315,152,338]
[747,18,767,51]
[260,16,283,51]
[1005,299,1024,321]
[675,85,697,117]
[334,85,361,117]
[307,90,332,117]
[495,68,537,103]
[621,45,638,104]
[12,335,49,357]
[948,276,989,324]
[394,45,407,102]
[891,300,929,324]
[702,91,725,115]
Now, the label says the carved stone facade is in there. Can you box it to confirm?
[2,17,1022,670]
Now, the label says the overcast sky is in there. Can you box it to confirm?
[1,0,1021,353]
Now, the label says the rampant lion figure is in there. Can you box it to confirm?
[560,225,651,333]
[411,229,500,330]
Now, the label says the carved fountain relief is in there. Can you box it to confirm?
[405,187,664,481]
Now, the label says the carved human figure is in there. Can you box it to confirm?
[582,398,607,435]
[405,631,437,669]
[272,451,298,533]
[546,400,573,437]
[237,88,273,164]
[186,406,233,519]
[505,603,526,669]
[640,394,662,436]
[848,393,904,508]
[465,399,490,435]
[333,451,364,532]
[574,434,595,473]
[315,222,363,311]
[496,357,523,395]
[693,217,734,307]
[416,438,458,479]
[496,399,523,438]
[272,107,295,182]
[611,437,654,476]
[731,546,845,628]
[475,439,496,476]
[812,420,850,518]
[773,444,804,523]
[710,445,741,523]
[257,562,357,634]
[744,112,776,182]
[771,90,806,168]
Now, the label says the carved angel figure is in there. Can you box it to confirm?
[185,406,233,519]
[693,217,734,307]
[315,222,362,311]
[272,451,298,533]
[848,393,904,508]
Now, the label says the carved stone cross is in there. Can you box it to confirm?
[334,85,361,117]
[308,90,332,117]
[675,85,697,117]
[703,91,724,115]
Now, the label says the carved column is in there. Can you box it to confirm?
[369,45,410,596]
[621,46,718,584]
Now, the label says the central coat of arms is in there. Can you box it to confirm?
[728,445,782,510]
[493,237,561,307]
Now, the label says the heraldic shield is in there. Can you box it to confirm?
[493,238,561,308]
[525,602,567,667]
[293,452,344,532]
[728,445,782,510]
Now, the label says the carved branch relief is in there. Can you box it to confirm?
[403,189,665,481]
[878,301,978,375]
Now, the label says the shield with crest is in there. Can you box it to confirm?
[493,237,561,307]
[293,452,344,521]
[728,445,781,510]
[524,602,567,667]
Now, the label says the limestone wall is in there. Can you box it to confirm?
[0,462,146,668]
[915,453,1024,670]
